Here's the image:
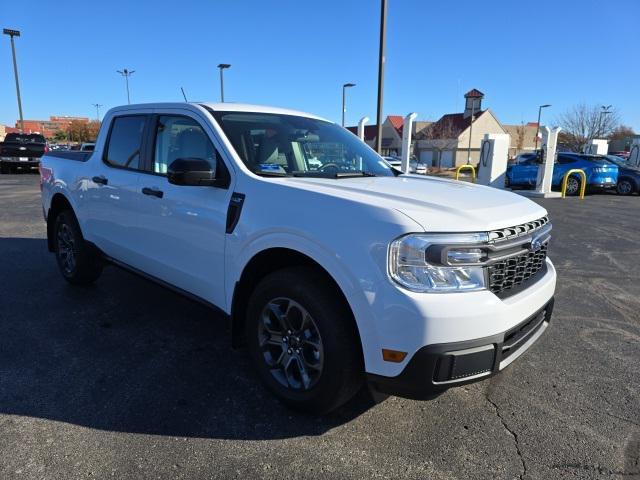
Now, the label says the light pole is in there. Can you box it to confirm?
[3,28,24,132]
[342,83,356,127]
[534,104,551,151]
[375,0,387,154]
[217,64,231,102]
[92,103,103,122]
[117,69,135,104]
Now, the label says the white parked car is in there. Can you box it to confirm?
[40,102,556,413]
[384,156,427,174]
[410,160,427,174]
[383,156,402,169]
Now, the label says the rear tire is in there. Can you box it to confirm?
[617,179,634,196]
[53,210,103,285]
[0,163,10,174]
[246,266,363,414]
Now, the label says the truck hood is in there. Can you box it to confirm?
[282,174,548,232]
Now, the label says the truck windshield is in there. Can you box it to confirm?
[207,109,396,178]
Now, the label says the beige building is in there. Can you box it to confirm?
[502,123,540,158]
[348,89,539,165]
[415,89,509,167]
[347,116,431,157]
[415,89,541,167]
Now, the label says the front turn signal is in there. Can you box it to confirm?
[382,349,408,363]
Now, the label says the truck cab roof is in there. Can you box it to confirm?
[107,102,328,122]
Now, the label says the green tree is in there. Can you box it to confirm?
[53,130,67,141]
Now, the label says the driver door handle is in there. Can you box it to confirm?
[92,175,108,185]
[142,187,164,198]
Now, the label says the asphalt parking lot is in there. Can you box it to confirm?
[0,173,638,480]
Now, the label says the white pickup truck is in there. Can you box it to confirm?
[40,102,556,413]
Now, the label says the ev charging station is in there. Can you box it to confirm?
[357,116,369,141]
[519,126,562,198]
[476,133,509,188]
[584,139,609,155]
[401,113,417,173]
[629,139,640,167]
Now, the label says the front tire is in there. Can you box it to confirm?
[53,210,103,285]
[0,163,11,174]
[617,179,634,195]
[246,267,363,414]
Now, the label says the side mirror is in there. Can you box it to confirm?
[167,157,225,187]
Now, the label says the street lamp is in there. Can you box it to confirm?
[117,68,135,104]
[598,105,612,137]
[217,64,231,102]
[3,28,24,132]
[92,103,103,122]
[534,104,551,151]
[342,83,356,127]
[375,0,387,154]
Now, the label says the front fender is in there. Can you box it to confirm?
[225,229,384,373]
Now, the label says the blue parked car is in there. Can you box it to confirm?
[506,153,618,195]
[605,155,640,195]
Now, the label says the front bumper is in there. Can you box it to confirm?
[590,182,617,189]
[367,298,554,399]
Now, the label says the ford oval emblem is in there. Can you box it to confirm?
[530,237,543,251]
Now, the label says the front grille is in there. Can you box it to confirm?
[488,243,547,294]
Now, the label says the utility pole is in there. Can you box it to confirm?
[117,68,135,104]
[3,28,24,132]
[534,104,551,151]
[342,83,355,127]
[375,0,387,154]
[92,103,103,122]
[217,64,231,102]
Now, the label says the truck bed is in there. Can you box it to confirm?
[44,151,93,162]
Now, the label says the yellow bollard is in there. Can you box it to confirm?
[561,169,587,199]
[455,164,476,183]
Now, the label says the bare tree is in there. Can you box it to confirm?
[556,103,620,152]
[419,117,459,169]
[515,122,526,152]
[609,125,635,142]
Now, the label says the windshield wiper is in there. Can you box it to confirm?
[252,169,289,177]
[335,171,377,178]
[291,170,377,179]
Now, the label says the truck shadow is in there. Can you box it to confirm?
[0,237,379,440]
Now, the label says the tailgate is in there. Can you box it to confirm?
[0,142,46,158]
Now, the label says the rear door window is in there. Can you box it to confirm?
[104,116,148,170]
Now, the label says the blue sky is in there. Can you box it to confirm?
[1,0,638,130]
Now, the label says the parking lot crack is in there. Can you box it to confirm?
[486,395,527,480]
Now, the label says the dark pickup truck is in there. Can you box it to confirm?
[0,133,47,173]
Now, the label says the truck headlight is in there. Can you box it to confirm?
[388,233,489,292]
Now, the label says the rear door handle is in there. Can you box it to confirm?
[142,187,164,198]
[92,175,108,185]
